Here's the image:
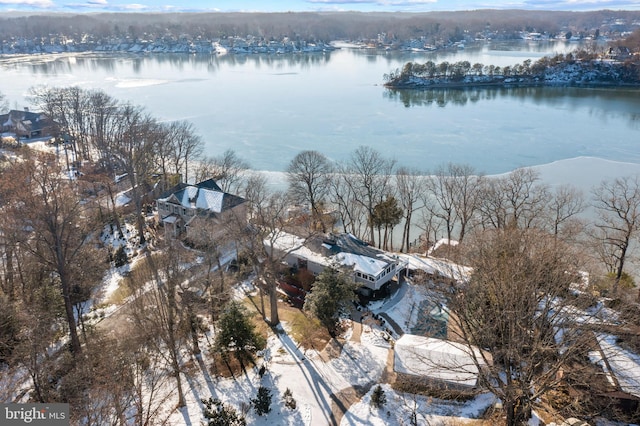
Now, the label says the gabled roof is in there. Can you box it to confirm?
[322,233,396,276]
[0,110,57,134]
[272,232,397,278]
[158,179,245,215]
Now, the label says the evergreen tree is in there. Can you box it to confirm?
[370,384,387,409]
[251,386,272,416]
[283,388,297,410]
[214,301,265,371]
[303,265,357,337]
[202,397,246,426]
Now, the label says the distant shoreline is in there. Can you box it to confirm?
[384,59,640,90]
[384,79,640,90]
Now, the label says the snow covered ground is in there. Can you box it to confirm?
[164,321,391,426]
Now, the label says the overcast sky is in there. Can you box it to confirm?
[2,0,640,13]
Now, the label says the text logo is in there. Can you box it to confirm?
[2,404,69,425]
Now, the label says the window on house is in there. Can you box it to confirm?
[369,276,374,282]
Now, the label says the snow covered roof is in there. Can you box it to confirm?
[163,215,179,224]
[324,233,396,275]
[195,188,225,212]
[398,253,472,282]
[270,231,397,278]
[266,231,330,268]
[158,179,245,215]
[335,252,389,276]
[394,334,486,387]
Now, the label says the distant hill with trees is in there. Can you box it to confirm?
[1,10,640,48]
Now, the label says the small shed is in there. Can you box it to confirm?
[394,334,487,391]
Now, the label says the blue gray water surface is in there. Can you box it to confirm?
[1,40,639,174]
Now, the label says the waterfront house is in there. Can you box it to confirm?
[607,46,632,61]
[0,109,59,140]
[156,178,246,239]
[270,232,406,297]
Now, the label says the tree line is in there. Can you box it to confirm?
[385,49,640,87]
[2,10,640,46]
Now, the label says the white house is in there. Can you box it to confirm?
[268,232,405,296]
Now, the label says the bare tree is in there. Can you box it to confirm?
[446,228,592,426]
[502,167,549,229]
[246,187,291,326]
[239,175,317,326]
[545,184,585,241]
[4,151,105,356]
[448,163,482,243]
[286,150,333,233]
[478,167,548,230]
[108,103,159,245]
[396,167,426,252]
[86,89,120,168]
[195,149,250,193]
[591,175,640,296]
[328,169,367,237]
[422,164,457,243]
[186,214,237,328]
[60,333,134,426]
[343,146,395,246]
[166,120,203,184]
[130,247,190,408]
[0,90,9,113]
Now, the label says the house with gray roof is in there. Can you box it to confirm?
[0,109,59,140]
[156,178,246,239]
[270,231,406,297]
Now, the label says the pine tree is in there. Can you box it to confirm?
[303,265,357,336]
[214,301,265,371]
[251,386,272,416]
[283,388,297,410]
[202,397,246,426]
[370,384,387,409]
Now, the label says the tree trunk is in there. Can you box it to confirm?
[167,300,185,407]
[106,183,125,239]
[505,395,530,426]
[5,244,15,301]
[269,284,280,326]
[60,272,82,355]
[190,310,201,355]
[613,239,629,297]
